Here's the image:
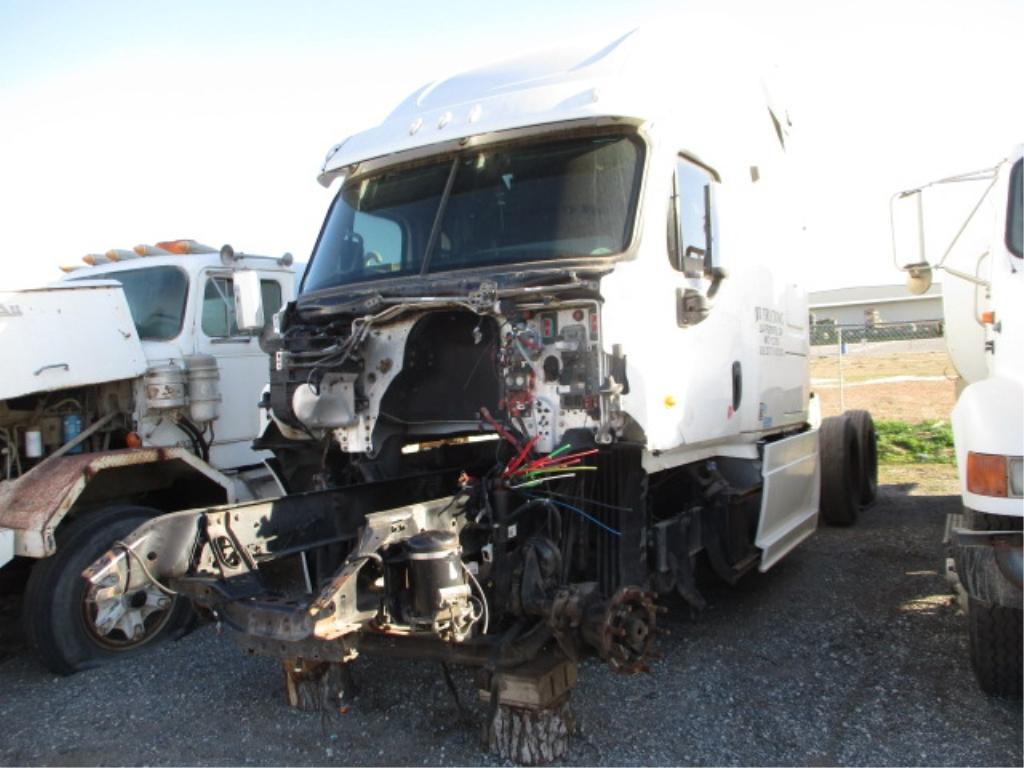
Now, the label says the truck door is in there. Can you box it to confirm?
[668,155,743,447]
[196,269,284,467]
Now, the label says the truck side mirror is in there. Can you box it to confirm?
[233,270,264,331]
[890,188,929,272]
[671,156,723,282]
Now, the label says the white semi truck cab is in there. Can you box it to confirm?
[895,146,1023,697]
[85,33,874,760]
[0,239,295,673]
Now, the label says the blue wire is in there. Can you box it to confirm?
[519,491,622,538]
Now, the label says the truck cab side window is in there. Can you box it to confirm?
[202,277,284,337]
[668,158,717,277]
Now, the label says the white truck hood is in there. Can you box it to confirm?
[0,281,147,400]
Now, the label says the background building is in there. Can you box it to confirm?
[809,283,943,327]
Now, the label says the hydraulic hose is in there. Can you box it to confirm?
[175,415,210,463]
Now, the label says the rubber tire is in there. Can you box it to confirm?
[22,505,192,675]
[968,597,1023,698]
[846,409,878,506]
[818,414,862,527]
[964,510,1023,697]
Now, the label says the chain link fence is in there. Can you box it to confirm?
[809,319,957,421]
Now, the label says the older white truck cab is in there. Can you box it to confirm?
[87,33,873,760]
[894,146,1023,697]
[0,239,295,673]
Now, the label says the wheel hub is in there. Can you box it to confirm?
[598,586,658,673]
[84,581,174,649]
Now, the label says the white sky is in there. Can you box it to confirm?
[0,0,1020,291]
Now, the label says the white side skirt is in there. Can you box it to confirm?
[755,429,821,571]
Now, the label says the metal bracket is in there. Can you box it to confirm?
[205,511,258,578]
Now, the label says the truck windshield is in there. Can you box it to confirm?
[302,132,644,293]
[72,266,188,340]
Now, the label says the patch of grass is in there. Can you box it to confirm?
[876,419,955,464]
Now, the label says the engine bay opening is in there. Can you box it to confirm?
[377,310,501,434]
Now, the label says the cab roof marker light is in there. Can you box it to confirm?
[156,239,217,255]
[133,244,172,256]
[156,240,191,254]
[82,254,109,266]
[105,249,138,262]
[59,265,84,273]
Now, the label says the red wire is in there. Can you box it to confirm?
[503,435,539,477]
[479,407,521,449]
[519,447,599,473]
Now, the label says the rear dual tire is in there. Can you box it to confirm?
[846,410,878,506]
[819,415,862,526]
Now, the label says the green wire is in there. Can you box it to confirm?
[547,443,571,459]
[509,473,577,489]
[522,466,597,477]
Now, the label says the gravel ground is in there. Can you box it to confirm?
[1,481,1021,767]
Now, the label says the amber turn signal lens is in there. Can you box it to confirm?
[980,310,996,325]
[966,452,1007,497]
[125,432,143,449]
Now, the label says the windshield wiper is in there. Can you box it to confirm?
[419,157,460,276]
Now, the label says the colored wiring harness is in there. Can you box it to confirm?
[498,439,620,535]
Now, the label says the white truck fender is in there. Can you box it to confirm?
[951,375,1024,517]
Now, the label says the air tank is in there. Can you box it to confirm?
[184,355,221,423]
[144,362,187,411]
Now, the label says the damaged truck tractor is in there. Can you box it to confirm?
[85,31,875,763]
